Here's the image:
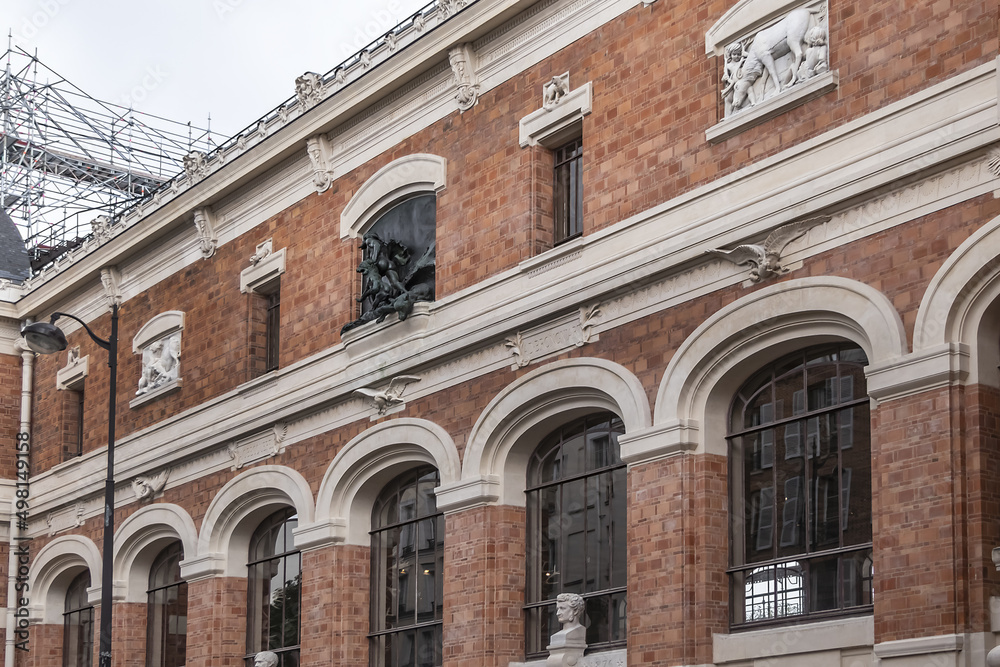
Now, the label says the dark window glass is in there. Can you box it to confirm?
[246,509,300,667]
[369,467,443,667]
[553,138,583,245]
[728,344,873,627]
[525,413,626,658]
[266,288,280,372]
[146,542,187,667]
[63,571,94,667]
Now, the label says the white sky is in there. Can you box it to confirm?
[6,0,432,139]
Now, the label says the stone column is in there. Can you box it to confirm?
[297,543,370,667]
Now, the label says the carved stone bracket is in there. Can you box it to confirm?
[100,266,123,310]
[306,134,336,193]
[193,207,218,258]
[448,43,480,112]
[354,375,421,417]
[183,151,209,180]
[295,71,325,110]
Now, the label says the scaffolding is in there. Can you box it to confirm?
[0,44,225,273]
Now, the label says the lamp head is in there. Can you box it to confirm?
[21,320,68,355]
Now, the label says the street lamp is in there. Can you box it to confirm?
[22,303,118,667]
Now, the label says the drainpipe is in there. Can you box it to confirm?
[6,327,34,667]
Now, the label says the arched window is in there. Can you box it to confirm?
[63,571,94,667]
[246,509,300,667]
[369,466,444,667]
[525,413,627,658]
[728,344,873,627]
[146,542,187,667]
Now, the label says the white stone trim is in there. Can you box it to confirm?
[914,213,1000,387]
[112,503,198,603]
[340,153,447,240]
[617,420,699,465]
[434,474,501,514]
[132,310,185,353]
[519,82,593,148]
[706,0,812,55]
[240,247,286,294]
[865,343,970,403]
[196,465,315,577]
[56,351,88,391]
[309,418,460,547]
[462,357,651,506]
[653,277,906,456]
[706,70,838,143]
[29,534,102,624]
[874,633,964,659]
[713,615,873,664]
[509,648,627,667]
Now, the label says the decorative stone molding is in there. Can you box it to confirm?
[706,0,835,141]
[112,503,198,602]
[306,133,336,193]
[510,650,626,667]
[714,616,873,664]
[433,475,501,514]
[448,43,480,111]
[46,502,84,535]
[519,81,593,148]
[131,311,184,406]
[227,425,287,470]
[28,534,103,625]
[295,71,325,110]
[240,240,285,294]
[577,303,601,346]
[617,421,699,465]
[340,153,447,239]
[542,72,570,110]
[353,375,421,417]
[182,150,209,180]
[91,215,113,243]
[986,148,1000,177]
[874,634,964,661]
[55,346,88,391]
[865,343,970,403]
[707,216,828,283]
[192,207,217,258]
[131,469,168,501]
[505,331,530,369]
[100,265,123,309]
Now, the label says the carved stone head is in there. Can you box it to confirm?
[555,593,586,627]
[253,652,278,667]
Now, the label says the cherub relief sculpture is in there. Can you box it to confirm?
[724,4,828,116]
[136,332,181,396]
[341,231,435,335]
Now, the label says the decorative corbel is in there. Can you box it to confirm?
[192,207,218,258]
[306,134,336,193]
[448,43,480,112]
[294,71,325,110]
[100,266,123,310]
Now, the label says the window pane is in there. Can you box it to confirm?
[247,509,299,664]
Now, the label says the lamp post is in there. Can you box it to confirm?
[22,303,118,667]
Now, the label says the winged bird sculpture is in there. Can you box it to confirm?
[707,216,830,283]
[354,375,422,414]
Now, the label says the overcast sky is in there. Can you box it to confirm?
[6,0,432,139]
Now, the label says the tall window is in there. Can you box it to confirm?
[369,467,444,667]
[246,509,300,667]
[728,344,873,627]
[553,138,583,245]
[146,542,187,667]
[525,413,627,658]
[266,287,280,372]
[63,571,94,667]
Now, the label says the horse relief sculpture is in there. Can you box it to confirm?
[341,231,436,335]
[722,2,828,117]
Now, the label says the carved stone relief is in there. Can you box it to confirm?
[543,73,570,110]
[448,43,480,111]
[988,148,1000,178]
[183,150,209,180]
[100,265,123,309]
[92,216,113,243]
[577,303,601,346]
[306,134,336,193]
[136,331,181,397]
[707,216,828,283]
[228,424,287,470]
[721,2,828,117]
[505,331,530,369]
[46,503,84,535]
[295,71,325,110]
[56,346,88,391]
[250,239,273,266]
[193,207,217,258]
[132,469,168,501]
[354,375,421,416]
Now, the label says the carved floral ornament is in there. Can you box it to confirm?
[294,71,325,109]
[716,0,830,118]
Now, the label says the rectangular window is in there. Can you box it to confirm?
[266,288,280,372]
[553,138,583,244]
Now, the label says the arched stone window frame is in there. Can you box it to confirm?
[29,534,102,625]
[339,154,447,241]
[112,504,197,603]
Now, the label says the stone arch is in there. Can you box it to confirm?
[305,418,460,547]
[340,154,447,239]
[113,503,197,603]
[29,534,102,624]
[460,357,651,507]
[914,213,1000,387]
[192,466,314,578]
[652,276,906,456]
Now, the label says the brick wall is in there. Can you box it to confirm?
[185,577,247,667]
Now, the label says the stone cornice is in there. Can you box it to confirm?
[865,343,971,403]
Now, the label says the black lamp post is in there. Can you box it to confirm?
[22,303,118,667]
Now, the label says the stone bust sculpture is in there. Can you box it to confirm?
[253,652,278,667]
[546,592,587,666]
[555,593,586,634]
